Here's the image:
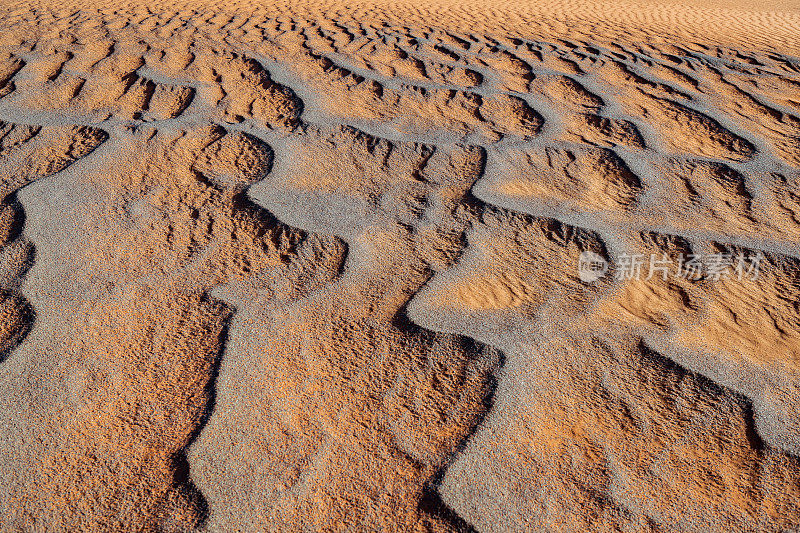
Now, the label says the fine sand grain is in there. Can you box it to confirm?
[0,0,799,530]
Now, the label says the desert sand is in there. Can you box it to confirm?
[0,0,799,530]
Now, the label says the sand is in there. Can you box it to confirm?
[0,0,799,530]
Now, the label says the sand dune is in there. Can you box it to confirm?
[0,0,799,530]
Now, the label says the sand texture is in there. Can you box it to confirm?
[0,0,799,530]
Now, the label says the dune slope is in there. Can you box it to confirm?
[0,0,800,531]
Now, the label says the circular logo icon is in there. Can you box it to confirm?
[578,251,608,283]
